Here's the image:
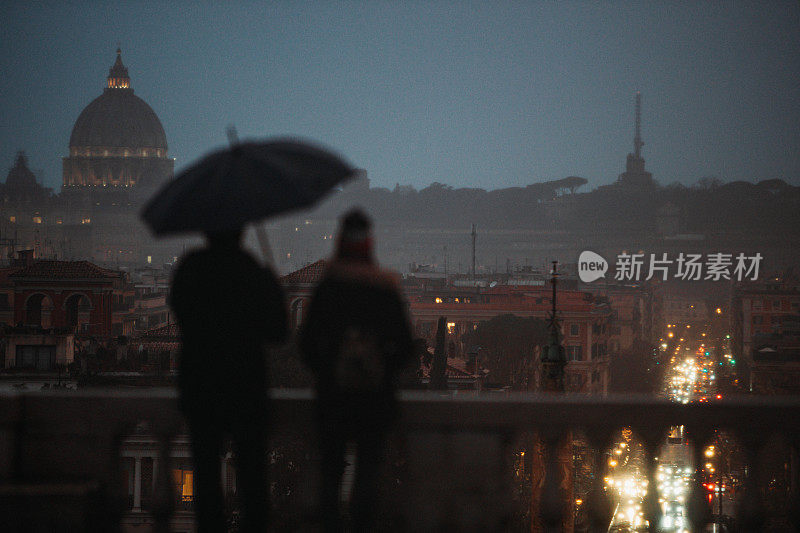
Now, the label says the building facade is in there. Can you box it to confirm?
[1,49,180,266]
[405,279,613,395]
[732,272,800,392]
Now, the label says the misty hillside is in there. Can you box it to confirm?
[309,177,800,238]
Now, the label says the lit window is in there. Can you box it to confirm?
[9,216,15,223]
[183,471,193,500]
[32,216,42,224]
[173,469,194,502]
[147,256,152,264]
[446,322,456,334]
[435,297,443,303]
[81,218,91,225]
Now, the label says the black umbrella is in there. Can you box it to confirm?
[141,138,358,236]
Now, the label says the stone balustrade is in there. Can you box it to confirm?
[1,389,799,532]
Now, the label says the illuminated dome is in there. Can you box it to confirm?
[68,48,167,155]
[63,49,173,191]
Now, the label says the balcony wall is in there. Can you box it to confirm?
[1,389,799,532]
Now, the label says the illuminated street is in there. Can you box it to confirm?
[606,430,650,532]
[607,320,738,532]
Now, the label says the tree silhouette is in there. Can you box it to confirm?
[430,316,448,390]
[464,314,548,390]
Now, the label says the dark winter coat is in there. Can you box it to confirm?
[300,260,414,428]
[169,246,286,422]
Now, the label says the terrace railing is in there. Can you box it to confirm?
[0,389,799,532]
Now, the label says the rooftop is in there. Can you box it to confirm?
[140,323,180,339]
[10,260,118,280]
[281,259,328,284]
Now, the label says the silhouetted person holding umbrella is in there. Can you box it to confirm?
[300,209,414,532]
[170,227,287,532]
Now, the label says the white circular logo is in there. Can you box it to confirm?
[578,251,608,283]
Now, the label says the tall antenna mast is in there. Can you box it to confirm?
[471,224,476,278]
[634,91,643,159]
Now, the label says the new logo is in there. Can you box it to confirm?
[578,251,608,283]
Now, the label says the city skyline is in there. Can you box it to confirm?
[2,2,799,192]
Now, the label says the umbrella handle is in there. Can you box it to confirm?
[255,224,275,267]
[226,125,239,146]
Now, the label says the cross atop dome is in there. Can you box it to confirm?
[107,47,131,90]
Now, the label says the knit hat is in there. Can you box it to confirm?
[335,208,374,262]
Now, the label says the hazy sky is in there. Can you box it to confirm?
[2,2,799,191]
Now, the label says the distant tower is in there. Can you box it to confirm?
[634,91,643,160]
[616,92,655,189]
[471,223,476,278]
[540,261,566,392]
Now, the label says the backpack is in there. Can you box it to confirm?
[334,327,386,392]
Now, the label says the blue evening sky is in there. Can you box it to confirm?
[2,2,799,191]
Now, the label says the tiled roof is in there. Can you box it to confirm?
[10,261,118,280]
[142,323,180,339]
[445,357,480,377]
[420,357,479,380]
[132,324,181,353]
[281,259,328,284]
[137,341,179,353]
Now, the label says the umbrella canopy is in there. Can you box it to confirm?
[141,139,358,236]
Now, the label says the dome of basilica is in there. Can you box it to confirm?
[68,49,168,157]
[62,49,173,191]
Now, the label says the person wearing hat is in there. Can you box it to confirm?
[300,208,414,532]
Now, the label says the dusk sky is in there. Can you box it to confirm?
[2,2,799,192]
